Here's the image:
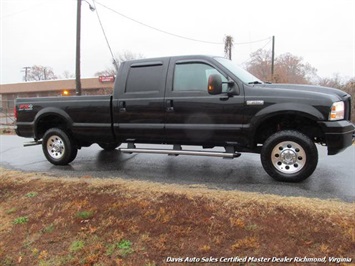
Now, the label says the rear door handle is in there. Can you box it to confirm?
[166,100,174,112]
[119,101,126,112]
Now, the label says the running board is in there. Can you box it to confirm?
[119,145,241,159]
[24,140,42,147]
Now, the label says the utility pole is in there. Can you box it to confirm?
[271,36,275,82]
[75,0,95,95]
[228,41,232,60]
[75,0,82,96]
[224,35,234,60]
[22,66,31,82]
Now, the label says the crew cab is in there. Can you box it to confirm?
[15,55,355,182]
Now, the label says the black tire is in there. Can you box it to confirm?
[42,128,78,165]
[261,130,318,182]
[98,142,121,151]
[67,145,78,164]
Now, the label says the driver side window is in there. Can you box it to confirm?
[173,63,227,92]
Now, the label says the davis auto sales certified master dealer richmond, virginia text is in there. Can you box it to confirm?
[165,256,353,263]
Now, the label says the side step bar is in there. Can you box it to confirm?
[24,140,42,147]
[120,145,241,159]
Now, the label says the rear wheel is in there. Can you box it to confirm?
[42,128,78,165]
[261,130,318,182]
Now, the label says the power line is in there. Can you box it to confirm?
[94,1,223,45]
[235,37,272,45]
[260,38,272,50]
[240,38,273,66]
[0,1,47,20]
[95,1,272,47]
[92,0,118,71]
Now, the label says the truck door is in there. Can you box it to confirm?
[164,58,245,146]
[113,59,169,142]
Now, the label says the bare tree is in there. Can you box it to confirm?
[62,71,75,79]
[318,74,355,123]
[116,50,144,63]
[274,53,317,84]
[245,49,272,81]
[245,49,317,84]
[26,65,57,81]
[343,78,355,123]
[343,77,355,95]
[94,68,116,77]
[318,73,344,88]
[95,50,144,77]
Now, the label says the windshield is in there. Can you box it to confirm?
[215,57,263,84]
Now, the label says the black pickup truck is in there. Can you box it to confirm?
[15,55,354,182]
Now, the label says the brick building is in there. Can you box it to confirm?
[0,77,115,116]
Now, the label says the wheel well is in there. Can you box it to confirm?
[254,114,325,146]
[36,115,69,140]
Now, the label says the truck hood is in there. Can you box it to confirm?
[261,83,348,100]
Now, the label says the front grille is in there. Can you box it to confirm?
[344,96,351,121]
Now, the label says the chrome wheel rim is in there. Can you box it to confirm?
[47,135,65,159]
[271,141,306,174]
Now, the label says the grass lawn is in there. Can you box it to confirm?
[0,168,354,265]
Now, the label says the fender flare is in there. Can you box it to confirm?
[248,103,325,141]
[34,107,73,139]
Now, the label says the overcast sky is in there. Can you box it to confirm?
[1,0,354,84]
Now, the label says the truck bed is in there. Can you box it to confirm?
[16,95,114,143]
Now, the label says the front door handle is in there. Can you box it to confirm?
[166,100,174,112]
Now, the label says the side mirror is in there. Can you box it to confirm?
[207,74,222,95]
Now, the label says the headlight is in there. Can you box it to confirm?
[329,101,344,120]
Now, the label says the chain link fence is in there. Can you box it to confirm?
[0,100,16,129]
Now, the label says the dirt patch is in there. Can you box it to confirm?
[0,127,15,135]
[0,168,354,265]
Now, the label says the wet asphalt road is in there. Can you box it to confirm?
[1,135,354,202]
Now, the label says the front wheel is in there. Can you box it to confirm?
[42,128,78,165]
[261,130,318,182]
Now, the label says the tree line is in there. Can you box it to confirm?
[245,49,354,122]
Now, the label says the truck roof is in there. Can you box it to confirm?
[124,55,220,63]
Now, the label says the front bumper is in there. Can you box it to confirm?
[318,120,355,155]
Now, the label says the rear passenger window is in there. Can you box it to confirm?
[126,64,163,93]
[173,63,227,92]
